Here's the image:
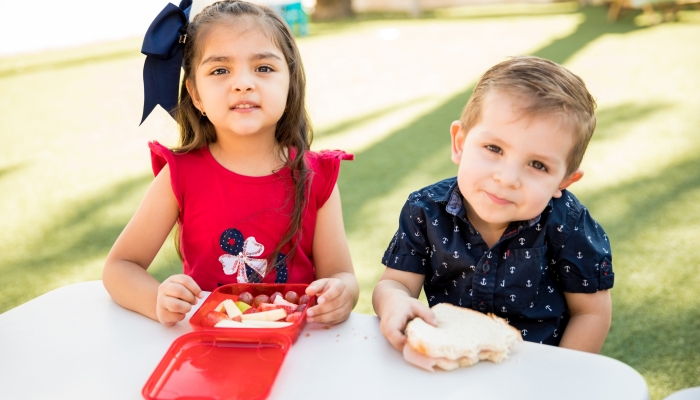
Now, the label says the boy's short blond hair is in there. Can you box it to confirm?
[460,56,597,177]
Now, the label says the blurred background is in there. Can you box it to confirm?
[1,0,699,398]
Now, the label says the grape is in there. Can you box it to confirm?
[269,291,282,303]
[284,290,299,304]
[238,292,254,306]
[253,294,270,307]
[298,294,310,305]
[296,304,307,313]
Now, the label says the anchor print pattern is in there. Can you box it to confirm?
[380,179,614,346]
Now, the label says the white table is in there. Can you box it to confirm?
[0,281,649,400]
[665,387,700,400]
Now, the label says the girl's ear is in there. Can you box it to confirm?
[185,79,203,112]
[450,121,466,165]
[553,169,584,198]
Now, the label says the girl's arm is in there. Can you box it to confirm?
[102,165,202,326]
[305,184,359,325]
[559,290,612,353]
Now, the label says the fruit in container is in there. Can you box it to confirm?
[269,291,283,303]
[215,319,246,328]
[285,312,303,323]
[241,308,287,322]
[284,291,299,305]
[217,299,242,318]
[235,301,252,313]
[203,311,230,327]
[253,294,270,307]
[241,320,292,328]
[273,296,298,314]
[238,291,254,306]
[298,294,310,306]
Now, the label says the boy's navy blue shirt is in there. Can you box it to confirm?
[382,177,614,345]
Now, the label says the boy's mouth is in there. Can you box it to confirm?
[486,192,513,205]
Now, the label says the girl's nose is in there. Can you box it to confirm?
[231,71,254,92]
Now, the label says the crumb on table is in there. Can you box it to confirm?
[323,326,330,330]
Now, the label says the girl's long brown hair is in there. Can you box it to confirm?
[173,1,313,274]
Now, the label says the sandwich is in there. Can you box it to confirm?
[403,303,522,371]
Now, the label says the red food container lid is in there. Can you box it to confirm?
[142,330,291,400]
[189,283,314,343]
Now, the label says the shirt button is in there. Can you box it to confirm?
[482,264,490,273]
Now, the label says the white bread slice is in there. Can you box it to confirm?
[404,303,522,371]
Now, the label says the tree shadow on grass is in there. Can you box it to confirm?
[594,101,674,141]
[315,96,432,138]
[578,155,700,395]
[0,174,153,311]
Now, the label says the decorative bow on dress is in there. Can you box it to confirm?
[140,0,192,124]
[219,237,269,283]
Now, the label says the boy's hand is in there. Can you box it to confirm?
[305,278,353,325]
[379,297,437,352]
[156,274,203,327]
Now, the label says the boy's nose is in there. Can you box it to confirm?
[493,166,520,189]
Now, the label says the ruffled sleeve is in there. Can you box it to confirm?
[308,150,354,208]
[148,140,183,210]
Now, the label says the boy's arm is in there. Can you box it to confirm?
[373,268,436,351]
[559,290,612,353]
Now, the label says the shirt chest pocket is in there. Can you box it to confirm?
[501,246,547,309]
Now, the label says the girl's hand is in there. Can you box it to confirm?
[379,297,436,352]
[156,274,203,327]
[305,278,354,325]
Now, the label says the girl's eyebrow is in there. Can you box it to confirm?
[200,52,283,65]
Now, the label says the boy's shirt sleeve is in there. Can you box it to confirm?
[382,197,431,275]
[552,206,614,293]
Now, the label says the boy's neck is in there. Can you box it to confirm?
[463,200,508,249]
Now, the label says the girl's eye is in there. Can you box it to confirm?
[212,68,228,75]
[486,145,502,154]
[257,66,274,73]
[530,161,548,172]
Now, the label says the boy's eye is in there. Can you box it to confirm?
[256,66,274,73]
[530,161,548,172]
[212,68,228,75]
[486,145,502,154]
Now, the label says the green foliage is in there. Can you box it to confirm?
[0,4,698,398]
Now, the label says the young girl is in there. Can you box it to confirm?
[103,0,358,327]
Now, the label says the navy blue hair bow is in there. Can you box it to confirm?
[140,0,193,125]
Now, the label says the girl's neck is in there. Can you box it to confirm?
[209,134,286,177]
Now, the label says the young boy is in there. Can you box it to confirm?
[373,56,613,354]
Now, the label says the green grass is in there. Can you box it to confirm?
[1,4,699,398]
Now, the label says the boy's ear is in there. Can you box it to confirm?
[185,79,203,111]
[553,169,584,198]
[450,121,466,165]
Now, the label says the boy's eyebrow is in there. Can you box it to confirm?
[200,52,283,65]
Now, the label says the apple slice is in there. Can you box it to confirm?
[219,299,242,318]
[215,319,246,328]
[241,308,286,322]
[235,301,252,314]
[241,320,293,328]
